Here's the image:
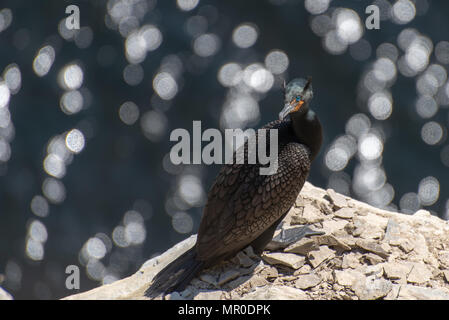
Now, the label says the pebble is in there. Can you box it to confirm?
[236,251,255,268]
[166,292,184,300]
[322,220,348,235]
[387,284,449,300]
[407,263,432,284]
[242,285,308,300]
[268,226,324,251]
[353,276,392,300]
[294,274,321,289]
[326,188,348,209]
[342,252,361,269]
[218,269,241,286]
[316,235,351,251]
[383,262,410,280]
[284,238,318,255]
[193,290,223,300]
[334,207,356,219]
[398,239,415,253]
[248,275,269,288]
[307,246,336,269]
[243,246,258,259]
[356,239,390,259]
[363,253,385,265]
[438,251,449,269]
[199,273,217,286]
[334,270,363,286]
[291,204,325,224]
[261,252,306,270]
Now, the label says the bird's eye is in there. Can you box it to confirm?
[295,96,301,102]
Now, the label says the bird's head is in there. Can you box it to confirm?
[279,77,313,120]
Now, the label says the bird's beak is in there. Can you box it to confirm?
[279,100,304,120]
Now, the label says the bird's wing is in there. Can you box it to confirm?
[195,136,311,261]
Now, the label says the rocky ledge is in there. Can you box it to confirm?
[64,182,449,300]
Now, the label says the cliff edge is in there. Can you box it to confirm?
[64,182,449,300]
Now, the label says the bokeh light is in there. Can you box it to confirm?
[2,0,449,300]
[232,23,258,49]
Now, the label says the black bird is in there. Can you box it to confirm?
[146,77,322,298]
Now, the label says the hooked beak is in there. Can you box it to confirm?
[279,100,304,120]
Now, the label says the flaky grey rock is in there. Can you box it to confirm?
[307,245,335,268]
[62,182,449,300]
[294,274,321,289]
[261,252,305,270]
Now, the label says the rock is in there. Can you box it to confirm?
[363,264,384,278]
[261,252,305,270]
[64,234,197,300]
[226,275,251,289]
[0,287,13,300]
[384,219,401,243]
[166,291,184,300]
[218,269,240,286]
[235,251,255,268]
[243,246,258,259]
[199,273,217,286]
[352,215,386,239]
[248,275,269,288]
[406,263,432,284]
[363,253,385,265]
[284,234,350,256]
[388,284,449,300]
[307,246,336,269]
[258,265,278,279]
[194,290,223,300]
[326,188,348,209]
[342,252,362,269]
[414,209,431,218]
[294,274,321,289]
[242,285,308,300]
[409,234,430,262]
[398,239,414,253]
[315,235,351,252]
[291,204,325,224]
[353,276,392,300]
[318,201,334,215]
[334,270,364,286]
[284,238,319,255]
[383,262,410,280]
[356,239,390,259]
[295,197,305,207]
[322,220,348,235]
[438,251,449,269]
[301,182,328,202]
[294,264,312,275]
[61,182,449,301]
[334,207,356,219]
[267,226,324,251]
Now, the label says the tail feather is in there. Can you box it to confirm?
[145,247,204,298]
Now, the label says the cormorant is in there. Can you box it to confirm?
[146,77,323,298]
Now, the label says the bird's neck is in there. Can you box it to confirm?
[290,109,323,161]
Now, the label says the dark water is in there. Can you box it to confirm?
[0,0,448,299]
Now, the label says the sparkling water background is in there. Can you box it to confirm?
[0,0,449,299]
